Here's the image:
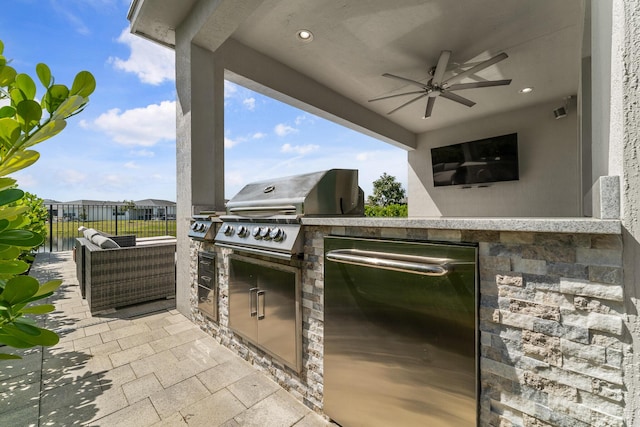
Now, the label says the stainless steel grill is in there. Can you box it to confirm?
[214,169,363,259]
[188,213,216,241]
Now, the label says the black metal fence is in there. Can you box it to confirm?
[39,203,177,252]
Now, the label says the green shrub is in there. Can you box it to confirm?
[364,203,408,217]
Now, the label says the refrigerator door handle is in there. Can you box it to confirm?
[250,287,259,317]
[326,249,463,276]
[257,290,266,320]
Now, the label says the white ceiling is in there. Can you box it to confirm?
[131,0,585,134]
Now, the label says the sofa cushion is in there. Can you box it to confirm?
[91,235,121,249]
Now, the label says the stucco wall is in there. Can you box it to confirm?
[617,1,640,425]
[408,100,581,218]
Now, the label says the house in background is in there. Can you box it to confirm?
[130,199,177,220]
[44,199,176,222]
[129,1,640,425]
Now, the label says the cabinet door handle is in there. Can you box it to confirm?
[257,290,266,320]
[326,249,454,276]
[250,287,259,317]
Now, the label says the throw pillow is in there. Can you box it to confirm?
[83,228,100,240]
[91,235,121,249]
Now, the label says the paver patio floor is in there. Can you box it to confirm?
[0,252,332,426]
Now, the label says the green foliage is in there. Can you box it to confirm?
[364,203,408,217]
[9,190,48,265]
[0,39,95,358]
[367,172,407,207]
[11,191,48,238]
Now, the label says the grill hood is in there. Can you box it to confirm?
[225,169,364,218]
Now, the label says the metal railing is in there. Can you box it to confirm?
[39,203,177,252]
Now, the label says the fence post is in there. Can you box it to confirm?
[165,206,168,236]
[48,204,53,252]
[115,205,118,236]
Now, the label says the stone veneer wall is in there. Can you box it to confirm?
[188,225,628,426]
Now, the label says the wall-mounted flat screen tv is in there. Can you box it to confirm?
[431,133,519,187]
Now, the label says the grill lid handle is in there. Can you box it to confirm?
[228,205,298,215]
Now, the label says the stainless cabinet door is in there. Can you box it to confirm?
[324,236,477,427]
[197,285,216,319]
[256,265,299,370]
[228,257,258,342]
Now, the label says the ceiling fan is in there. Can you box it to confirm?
[369,50,511,119]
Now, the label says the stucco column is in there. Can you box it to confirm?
[174,36,225,315]
[613,1,640,424]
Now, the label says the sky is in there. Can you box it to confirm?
[1,0,407,203]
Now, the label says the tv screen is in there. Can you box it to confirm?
[431,133,519,187]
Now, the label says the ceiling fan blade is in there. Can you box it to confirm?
[440,91,476,108]
[431,50,451,85]
[443,52,508,86]
[446,79,512,91]
[387,93,428,115]
[368,90,426,102]
[382,73,429,89]
[424,96,436,119]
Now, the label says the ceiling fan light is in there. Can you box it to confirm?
[519,87,534,93]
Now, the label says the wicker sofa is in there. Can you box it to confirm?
[75,230,176,313]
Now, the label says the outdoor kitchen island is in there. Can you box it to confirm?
[189,215,626,427]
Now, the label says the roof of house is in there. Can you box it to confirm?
[43,199,176,206]
[60,200,126,206]
[135,199,176,206]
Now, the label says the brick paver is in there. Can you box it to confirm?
[0,252,332,426]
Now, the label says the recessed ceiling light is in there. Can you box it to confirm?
[519,87,534,93]
[296,29,313,42]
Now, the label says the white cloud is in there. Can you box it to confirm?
[356,152,373,161]
[281,143,319,155]
[90,100,176,146]
[14,173,37,188]
[58,169,87,185]
[294,114,314,126]
[274,123,297,137]
[50,1,90,35]
[130,149,155,158]
[105,174,126,185]
[124,161,139,169]
[109,27,175,85]
[225,81,238,98]
[225,136,241,148]
[243,97,256,111]
[252,132,267,139]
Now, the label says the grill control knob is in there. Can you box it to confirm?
[269,227,284,241]
[222,224,234,236]
[237,225,249,237]
[191,222,199,230]
[252,226,262,239]
[198,223,207,232]
[259,227,271,239]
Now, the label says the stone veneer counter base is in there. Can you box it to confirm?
[190,218,628,426]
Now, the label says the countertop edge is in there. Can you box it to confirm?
[300,217,622,235]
